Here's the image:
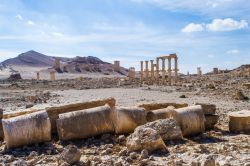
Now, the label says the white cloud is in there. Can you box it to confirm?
[181,23,204,33]
[226,49,239,54]
[15,14,23,20]
[182,18,248,33]
[206,18,248,31]
[53,32,63,37]
[27,20,35,26]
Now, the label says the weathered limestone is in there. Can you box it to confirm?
[146,106,175,122]
[50,70,56,81]
[2,111,51,149]
[167,56,171,85]
[172,105,205,137]
[150,60,154,83]
[0,109,3,140]
[57,105,114,141]
[126,127,167,152]
[128,67,135,79]
[174,55,178,83]
[136,119,183,141]
[53,58,60,69]
[113,107,147,134]
[228,110,250,133]
[1,98,116,139]
[37,72,40,80]
[145,61,149,84]
[138,102,188,111]
[156,58,159,84]
[162,57,166,84]
[46,98,116,133]
[213,68,219,74]
[197,67,202,76]
[114,61,120,72]
[141,54,179,85]
[140,61,144,84]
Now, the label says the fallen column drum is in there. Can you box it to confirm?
[56,104,114,141]
[172,105,205,137]
[228,110,250,133]
[2,111,51,149]
[112,107,147,134]
[146,106,175,122]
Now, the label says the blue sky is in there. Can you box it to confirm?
[0,0,249,73]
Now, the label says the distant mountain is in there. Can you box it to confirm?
[0,50,54,67]
[0,50,128,75]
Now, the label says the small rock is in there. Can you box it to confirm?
[129,152,137,159]
[140,149,149,159]
[201,155,215,166]
[118,135,126,143]
[60,145,81,165]
[119,148,128,156]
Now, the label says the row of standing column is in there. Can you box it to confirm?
[140,56,178,85]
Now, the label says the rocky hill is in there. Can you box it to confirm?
[0,50,128,75]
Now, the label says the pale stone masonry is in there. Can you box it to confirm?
[140,53,179,86]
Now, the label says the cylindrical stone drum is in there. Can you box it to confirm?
[172,105,205,137]
[56,104,114,141]
[228,110,250,133]
[112,107,147,134]
[146,106,175,122]
[2,111,51,149]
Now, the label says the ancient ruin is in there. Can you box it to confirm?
[50,70,56,81]
[140,54,179,85]
[114,61,120,72]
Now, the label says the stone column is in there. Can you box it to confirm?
[128,67,135,79]
[213,68,219,74]
[156,58,159,84]
[167,56,171,85]
[145,61,149,84]
[197,67,202,76]
[174,57,178,84]
[50,70,56,81]
[140,61,144,84]
[150,60,154,84]
[37,72,40,80]
[162,58,166,85]
[114,61,120,72]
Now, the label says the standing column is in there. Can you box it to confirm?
[174,57,178,83]
[37,72,40,80]
[168,56,171,85]
[50,70,56,81]
[156,58,159,84]
[150,60,154,84]
[140,61,144,84]
[145,61,149,84]
[162,58,166,85]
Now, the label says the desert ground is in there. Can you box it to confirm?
[0,72,249,166]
